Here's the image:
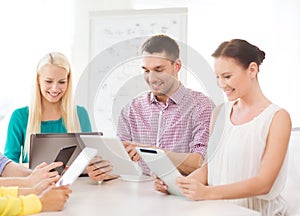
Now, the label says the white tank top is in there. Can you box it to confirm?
[208,101,288,216]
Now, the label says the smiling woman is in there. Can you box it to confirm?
[3,52,92,164]
[38,64,69,106]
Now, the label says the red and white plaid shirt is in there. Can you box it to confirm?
[117,83,214,173]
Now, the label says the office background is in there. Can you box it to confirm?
[0,0,299,151]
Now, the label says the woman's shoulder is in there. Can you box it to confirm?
[75,105,92,132]
[271,105,291,125]
[76,105,88,113]
[76,105,90,119]
[11,106,29,118]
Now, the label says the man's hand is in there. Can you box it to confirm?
[86,156,116,182]
[122,141,143,162]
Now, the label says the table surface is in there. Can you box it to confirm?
[37,177,261,216]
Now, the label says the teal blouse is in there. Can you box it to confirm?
[4,106,92,163]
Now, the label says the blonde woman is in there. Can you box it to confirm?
[4,52,91,163]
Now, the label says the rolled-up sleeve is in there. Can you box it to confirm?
[189,95,215,158]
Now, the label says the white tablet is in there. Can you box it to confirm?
[135,147,183,196]
[79,135,143,178]
[56,147,97,186]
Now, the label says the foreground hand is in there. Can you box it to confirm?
[122,141,141,162]
[153,175,169,195]
[26,162,63,187]
[40,185,72,212]
[176,176,207,201]
[19,175,61,196]
[32,175,61,195]
[86,156,115,182]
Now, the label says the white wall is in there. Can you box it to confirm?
[71,0,134,87]
[1,0,299,150]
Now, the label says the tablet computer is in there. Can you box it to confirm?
[79,135,143,179]
[50,145,77,175]
[135,147,183,196]
[56,147,97,186]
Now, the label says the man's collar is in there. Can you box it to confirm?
[150,82,186,104]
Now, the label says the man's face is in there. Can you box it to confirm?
[142,52,181,100]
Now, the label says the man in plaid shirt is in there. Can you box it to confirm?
[117,34,214,175]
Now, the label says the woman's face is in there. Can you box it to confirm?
[38,64,68,104]
[214,57,255,101]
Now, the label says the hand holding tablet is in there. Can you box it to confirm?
[56,147,98,186]
[135,147,183,196]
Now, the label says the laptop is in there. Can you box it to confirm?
[29,132,102,170]
[79,135,151,181]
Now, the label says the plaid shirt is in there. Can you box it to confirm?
[117,83,214,173]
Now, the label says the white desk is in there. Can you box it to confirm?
[37,177,261,216]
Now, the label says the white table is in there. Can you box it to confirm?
[37,177,261,216]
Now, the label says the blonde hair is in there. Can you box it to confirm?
[23,52,81,161]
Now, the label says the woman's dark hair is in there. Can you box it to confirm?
[141,34,179,62]
[212,39,265,69]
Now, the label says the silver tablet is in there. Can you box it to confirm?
[79,135,143,178]
[135,147,183,196]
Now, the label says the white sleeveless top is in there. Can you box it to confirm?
[208,101,288,216]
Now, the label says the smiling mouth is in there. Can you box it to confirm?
[48,92,61,97]
[224,88,235,95]
[151,82,163,91]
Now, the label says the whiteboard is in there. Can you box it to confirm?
[89,8,188,60]
[75,8,188,137]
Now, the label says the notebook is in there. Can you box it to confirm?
[29,132,102,170]
[79,135,151,181]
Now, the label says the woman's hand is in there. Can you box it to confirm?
[26,162,62,187]
[153,176,169,195]
[176,176,208,201]
[40,185,72,212]
[19,175,60,196]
